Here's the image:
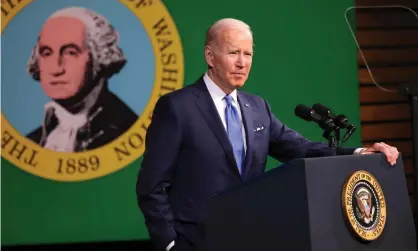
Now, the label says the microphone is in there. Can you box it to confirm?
[334,114,356,141]
[312,103,356,142]
[342,125,356,142]
[312,103,356,130]
[294,104,336,131]
[295,104,322,122]
[312,103,334,120]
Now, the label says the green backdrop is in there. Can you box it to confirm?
[1,0,360,245]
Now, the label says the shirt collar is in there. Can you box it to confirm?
[44,101,87,129]
[203,72,238,104]
[42,80,105,129]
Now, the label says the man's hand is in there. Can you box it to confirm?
[359,142,399,166]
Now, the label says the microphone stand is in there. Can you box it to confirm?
[324,129,340,156]
[335,127,341,147]
[320,121,340,156]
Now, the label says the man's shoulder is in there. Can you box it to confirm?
[164,84,196,99]
[159,77,203,102]
[238,89,264,100]
[26,126,43,144]
[237,89,268,108]
[96,89,138,127]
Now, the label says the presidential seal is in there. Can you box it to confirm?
[1,0,184,181]
[342,170,387,241]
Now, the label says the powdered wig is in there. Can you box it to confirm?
[27,7,126,81]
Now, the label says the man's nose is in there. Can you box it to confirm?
[49,56,65,76]
[236,55,245,68]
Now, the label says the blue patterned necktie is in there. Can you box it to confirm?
[224,95,245,175]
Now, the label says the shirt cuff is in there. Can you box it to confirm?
[166,240,175,251]
[353,148,366,155]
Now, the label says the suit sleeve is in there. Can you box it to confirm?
[136,95,181,250]
[264,100,355,162]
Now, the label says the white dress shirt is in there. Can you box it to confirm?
[203,72,247,153]
[43,101,88,152]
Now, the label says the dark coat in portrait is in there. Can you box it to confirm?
[27,87,138,151]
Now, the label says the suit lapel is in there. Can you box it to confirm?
[237,92,254,177]
[192,79,241,176]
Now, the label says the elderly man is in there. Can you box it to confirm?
[26,7,137,152]
[136,18,399,251]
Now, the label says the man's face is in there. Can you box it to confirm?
[38,17,90,100]
[205,27,253,93]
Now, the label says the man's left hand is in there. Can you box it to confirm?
[359,142,399,166]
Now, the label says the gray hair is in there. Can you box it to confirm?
[27,7,126,81]
[205,18,253,47]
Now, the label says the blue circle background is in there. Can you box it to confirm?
[1,0,155,135]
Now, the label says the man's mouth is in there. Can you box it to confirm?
[50,81,68,85]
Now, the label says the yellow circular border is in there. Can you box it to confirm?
[1,0,184,182]
[341,170,387,241]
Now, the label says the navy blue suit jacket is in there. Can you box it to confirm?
[136,76,355,250]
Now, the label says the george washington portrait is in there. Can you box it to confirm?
[25,7,138,152]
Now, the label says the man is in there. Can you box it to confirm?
[136,18,399,251]
[26,7,137,152]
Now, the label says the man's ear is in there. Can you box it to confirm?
[204,45,214,68]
